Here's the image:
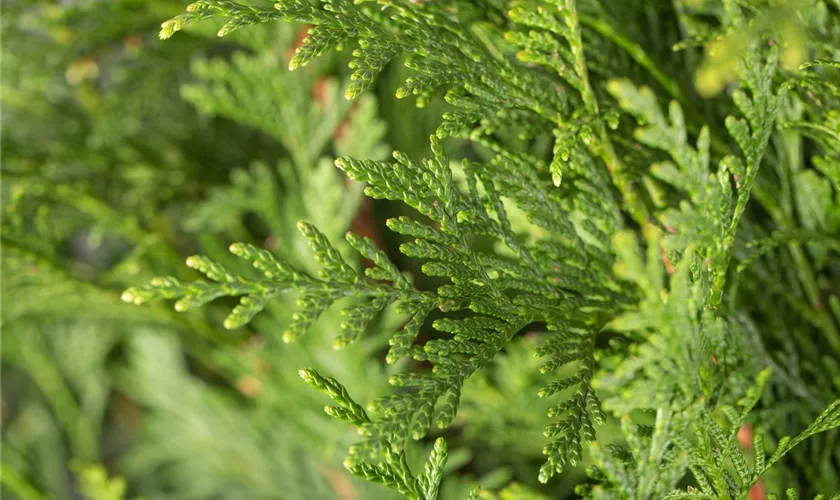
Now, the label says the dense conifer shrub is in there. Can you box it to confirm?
[3,0,840,498]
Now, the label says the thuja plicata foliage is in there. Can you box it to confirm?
[120,0,840,497]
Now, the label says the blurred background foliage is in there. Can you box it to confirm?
[2,0,839,499]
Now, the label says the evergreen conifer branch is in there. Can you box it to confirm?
[61,0,839,496]
[506,0,648,225]
[126,131,629,482]
[299,368,454,500]
[607,44,784,308]
[6,0,840,500]
[577,408,691,499]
